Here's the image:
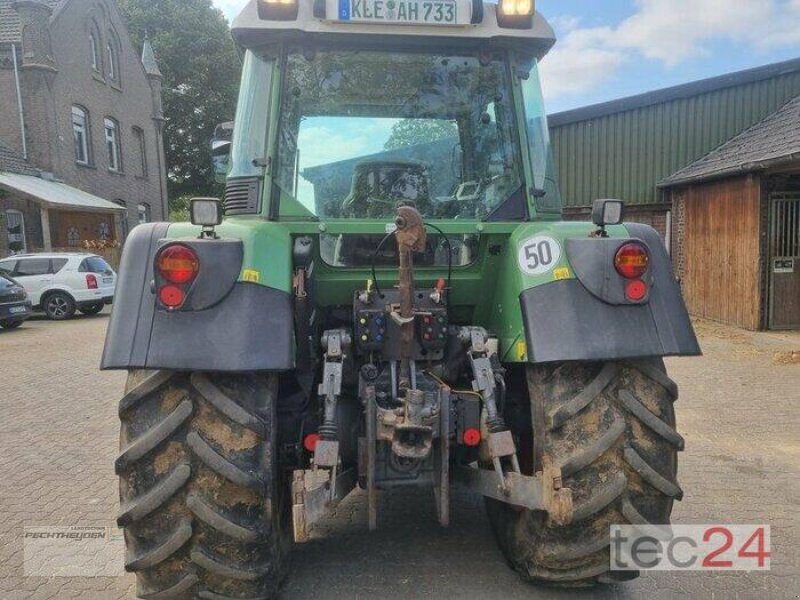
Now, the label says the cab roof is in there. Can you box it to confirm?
[231,0,556,59]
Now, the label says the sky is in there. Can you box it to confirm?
[212,0,800,114]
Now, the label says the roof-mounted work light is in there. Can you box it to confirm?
[258,0,299,21]
[497,0,534,28]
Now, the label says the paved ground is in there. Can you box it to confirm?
[0,311,799,599]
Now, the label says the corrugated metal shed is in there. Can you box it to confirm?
[548,58,800,209]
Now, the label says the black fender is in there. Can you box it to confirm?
[101,223,294,372]
[520,223,700,364]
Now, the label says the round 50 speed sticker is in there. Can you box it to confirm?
[517,235,562,276]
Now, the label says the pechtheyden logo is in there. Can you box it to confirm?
[611,525,771,571]
[23,526,125,576]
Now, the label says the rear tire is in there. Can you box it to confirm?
[43,292,75,320]
[487,359,683,586]
[116,370,291,599]
[79,303,105,315]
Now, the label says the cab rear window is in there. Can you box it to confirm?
[79,257,112,273]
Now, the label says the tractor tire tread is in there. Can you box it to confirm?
[125,519,193,572]
[487,360,682,587]
[115,400,193,473]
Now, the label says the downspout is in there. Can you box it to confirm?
[12,43,28,160]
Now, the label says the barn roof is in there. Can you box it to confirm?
[549,57,800,128]
[660,95,800,187]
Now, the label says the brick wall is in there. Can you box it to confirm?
[670,189,687,283]
[0,46,25,155]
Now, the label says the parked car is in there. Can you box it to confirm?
[0,253,116,320]
[0,273,32,329]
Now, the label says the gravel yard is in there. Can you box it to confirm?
[0,312,798,599]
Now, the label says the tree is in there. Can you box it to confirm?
[118,0,241,205]
[384,119,458,150]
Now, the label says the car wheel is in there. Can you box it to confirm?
[79,303,105,316]
[44,292,76,321]
[0,320,23,329]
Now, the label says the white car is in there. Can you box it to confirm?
[0,253,116,320]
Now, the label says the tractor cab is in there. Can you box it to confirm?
[222,0,560,227]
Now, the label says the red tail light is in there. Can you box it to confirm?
[626,280,648,302]
[156,244,199,284]
[158,285,185,309]
[86,274,98,289]
[614,242,650,279]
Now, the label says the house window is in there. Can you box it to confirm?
[72,106,90,165]
[137,203,151,224]
[104,118,121,172]
[90,32,99,71]
[132,127,147,177]
[5,210,26,254]
[107,41,116,80]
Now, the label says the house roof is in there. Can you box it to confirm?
[0,141,38,177]
[0,0,63,44]
[660,95,800,187]
[549,57,800,128]
[0,172,125,212]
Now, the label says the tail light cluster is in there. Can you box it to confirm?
[86,274,98,289]
[614,242,650,302]
[155,244,200,310]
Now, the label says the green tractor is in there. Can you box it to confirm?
[103,0,700,597]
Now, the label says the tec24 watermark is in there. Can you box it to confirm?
[611,525,771,571]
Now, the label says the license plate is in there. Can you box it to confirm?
[339,0,458,25]
[9,306,27,314]
[103,277,114,284]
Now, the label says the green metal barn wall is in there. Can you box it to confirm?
[549,70,800,209]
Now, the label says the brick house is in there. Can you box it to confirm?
[0,0,167,258]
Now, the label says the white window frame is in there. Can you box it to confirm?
[137,203,150,225]
[72,106,90,165]
[104,118,121,172]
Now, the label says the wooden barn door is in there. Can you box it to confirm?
[769,192,800,329]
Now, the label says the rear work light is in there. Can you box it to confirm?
[499,0,534,16]
[86,274,98,289]
[614,242,650,279]
[257,0,298,20]
[156,244,200,285]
